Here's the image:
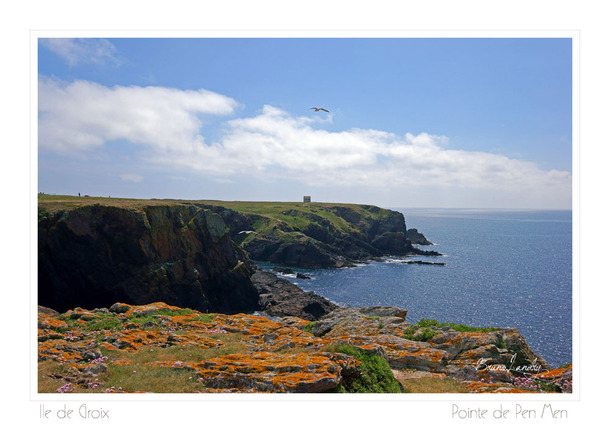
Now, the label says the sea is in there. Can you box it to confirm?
[260,208,573,368]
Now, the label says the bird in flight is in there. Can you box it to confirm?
[310,107,329,112]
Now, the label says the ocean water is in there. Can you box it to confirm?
[265,208,572,368]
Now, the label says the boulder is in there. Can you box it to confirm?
[252,270,337,320]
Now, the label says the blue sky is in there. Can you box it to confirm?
[38,37,572,208]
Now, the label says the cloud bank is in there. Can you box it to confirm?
[39,77,240,152]
[38,79,571,207]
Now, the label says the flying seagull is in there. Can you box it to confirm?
[310,107,329,112]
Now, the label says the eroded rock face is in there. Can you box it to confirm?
[200,203,439,268]
[38,204,259,314]
[252,270,338,320]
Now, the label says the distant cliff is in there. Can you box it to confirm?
[195,201,439,268]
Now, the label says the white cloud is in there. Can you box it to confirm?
[38,80,571,208]
[40,38,120,67]
[38,77,240,152]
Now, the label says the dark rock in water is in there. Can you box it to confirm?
[406,228,433,245]
[403,260,446,266]
[273,267,295,275]
[252,270,337,320]
[409,248,442,257]
[296,273,311,279]
[38,204,259,314]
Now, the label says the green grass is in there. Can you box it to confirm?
[403,326,437,342]
[326,344,403,393]
[398,376,469,393]
[103,362,200,393]
[416,318,499,333]
[58,313,123,332]
[303,321,315,334]
[403,318,501,342]
[39,195,392,235]
[184,314,215,323]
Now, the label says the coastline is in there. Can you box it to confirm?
[36,196,571,393]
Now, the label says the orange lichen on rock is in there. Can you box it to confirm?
[245,325,321,351]
[37,302,566,394]
[194,352,359,392]
[38,313,69,331]
[213,313,284,336]
[428,332,502,358]
[38,338,92,363]
[534,365,571,380]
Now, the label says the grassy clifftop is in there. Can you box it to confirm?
[39,195,434,269]
[38,195,392,227]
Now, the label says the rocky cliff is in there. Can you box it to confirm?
[38,196,439,314]
[196,201,439,268]
[38,201,259,314]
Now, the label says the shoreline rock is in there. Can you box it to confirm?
[37,300,569,394]
[252,270,338,321]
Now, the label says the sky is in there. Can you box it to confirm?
[37,37,573,209]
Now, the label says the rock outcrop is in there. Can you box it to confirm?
[38,302,570,394]
[38,203,259,314]
[252,270,338,320]
[405,228,433,245]
[197,202,440,268]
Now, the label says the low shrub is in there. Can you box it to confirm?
[417,318,499,333]
[328,344,402,393]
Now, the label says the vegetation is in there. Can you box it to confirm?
[398,376,469,393]
[403,326,438,342]
[403,318,500,342]
[303,321,315,333]
[326,344,403,393]
[416,318,500,333]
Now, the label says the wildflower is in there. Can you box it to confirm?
[56,382,73,393]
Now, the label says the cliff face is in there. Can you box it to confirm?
[198,203,439,268]
[38,203,259,314]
